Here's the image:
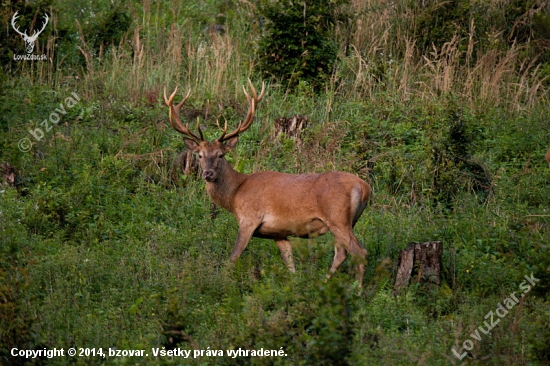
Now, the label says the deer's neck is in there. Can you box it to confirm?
[205,164,245,213]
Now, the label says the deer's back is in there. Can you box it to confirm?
[231,171,370,238]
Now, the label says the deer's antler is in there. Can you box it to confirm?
[218,79,265,142]
[163,87,204,143]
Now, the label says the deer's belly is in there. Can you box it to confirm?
[254,215,329,239]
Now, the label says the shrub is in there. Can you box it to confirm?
[257,0,345,89]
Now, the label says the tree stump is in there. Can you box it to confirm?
[394,241,443,293]
[172,150,200,181]
[274,115,308,143]
[0,162,16,188]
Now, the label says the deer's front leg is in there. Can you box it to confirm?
[229,222,257,262]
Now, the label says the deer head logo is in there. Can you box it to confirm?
[11,11,49,54]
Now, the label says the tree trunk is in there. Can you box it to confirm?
[394,241,443,293]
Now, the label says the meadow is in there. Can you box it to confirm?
[1,0,549,365]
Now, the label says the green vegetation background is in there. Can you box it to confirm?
[0,0,549,364]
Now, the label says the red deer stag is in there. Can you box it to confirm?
[163,81,370,285]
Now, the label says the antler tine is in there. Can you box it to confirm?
[163,87,184,133]
[237,89,255,131]
[216,118,230,141]
[163,87,202,142]
[218,102,255,142]
[247,78,266,102]
[218,80,265,142]
[235,79,265,133]
[175,89,191,114]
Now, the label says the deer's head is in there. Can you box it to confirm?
[164,80,265,182]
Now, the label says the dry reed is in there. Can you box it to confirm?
[14,0,548,113]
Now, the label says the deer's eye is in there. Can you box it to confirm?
[219,153,225,159]
[198,154,203,159]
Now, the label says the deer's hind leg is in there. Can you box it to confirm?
[328,225,367,286]
[275,239,296,273]
[327,243,347,280]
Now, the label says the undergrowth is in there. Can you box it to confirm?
[1,0,549,365]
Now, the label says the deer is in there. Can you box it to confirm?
[163,80,371,286]
[546,148,550,168]
[11,11,49,54]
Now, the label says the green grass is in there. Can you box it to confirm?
[1,0,550,365]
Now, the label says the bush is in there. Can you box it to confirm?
[257,0,344,89]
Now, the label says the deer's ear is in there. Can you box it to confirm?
[224,136,239,151]
[184,138,199,152]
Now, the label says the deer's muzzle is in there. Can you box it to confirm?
[203,170,216,182]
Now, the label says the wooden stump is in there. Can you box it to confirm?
[274,115,308,143]
[172,150,200,180]
[0,162,16,188]
[394,241,443,293]
[171,150,200,186]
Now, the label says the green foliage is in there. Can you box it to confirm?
[412,0,471,54]
[225,277,358,365]
[0,190,40,365]
[257,0,343,89]
[57,2,132,67]
[409,0,550,66]
[0,0,549,364]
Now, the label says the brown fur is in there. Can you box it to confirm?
[546,148,550,168]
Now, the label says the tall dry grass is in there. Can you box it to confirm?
[13,0,549,113]
[19,0,256,106]
[74,22,246,102]
[337,0,549,111]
